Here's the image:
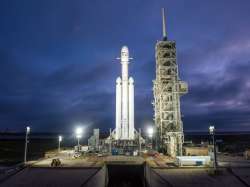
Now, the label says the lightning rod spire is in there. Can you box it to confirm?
[162,8,167,40]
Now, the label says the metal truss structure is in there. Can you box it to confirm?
[153,8,188,157]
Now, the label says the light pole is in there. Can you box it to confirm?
[109,128,112,153]
[147,127,154,150]
[75,127,83,151]
[139,128,142,155]
[209,125,217,170]
[58,135,62,152]
[24,126,30,164]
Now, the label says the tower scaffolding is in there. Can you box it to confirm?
[153,8,188,157]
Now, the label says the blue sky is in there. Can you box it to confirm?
[0,0,250,132]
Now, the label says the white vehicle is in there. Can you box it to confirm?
[73,152,81,158]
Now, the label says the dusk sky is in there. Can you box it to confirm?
[0,0,250,133]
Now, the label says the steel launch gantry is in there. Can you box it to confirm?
[153,8,188,157]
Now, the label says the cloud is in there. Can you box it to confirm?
[0,0,250,132]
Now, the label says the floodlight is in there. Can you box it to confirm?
[209,126,215,134]
[26,126,30,134]
[147,127,154,138]
[59,135,62,142]
[75,127,83,138]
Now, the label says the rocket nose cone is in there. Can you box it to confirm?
[116,77,121,83]
[129,77,134,84]
[120,46,129,62]
[121,46,129,61]
[121,46,129,53]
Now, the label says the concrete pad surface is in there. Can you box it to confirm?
[154,168,245,187]
[0,167,98,187]
[232,168,250,186]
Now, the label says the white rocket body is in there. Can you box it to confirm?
[115,46,134,140]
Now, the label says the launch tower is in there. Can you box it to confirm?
[153,9,188,157]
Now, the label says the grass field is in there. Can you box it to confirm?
[0,139,58,166]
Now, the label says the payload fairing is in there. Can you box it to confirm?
[115,46,134,140]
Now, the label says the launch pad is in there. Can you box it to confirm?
[103,128,145,155]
